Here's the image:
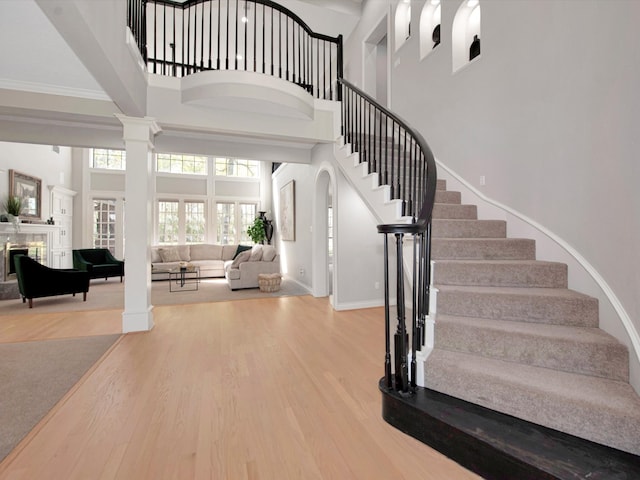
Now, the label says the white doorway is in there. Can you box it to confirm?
[312,168,335,300]
[363,16,389,107]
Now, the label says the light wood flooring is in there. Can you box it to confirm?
[0,296,480,479]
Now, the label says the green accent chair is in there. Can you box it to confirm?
[13,254,90,308]
[72,248,125,282]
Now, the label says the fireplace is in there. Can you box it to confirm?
[1,238,47,282]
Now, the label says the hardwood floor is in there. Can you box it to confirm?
[0,296,480,479]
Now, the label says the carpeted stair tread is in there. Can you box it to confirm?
[424,349,640,456]
[436,285,599,327]
[433,259,568,287]
[432,203,477,219]
[432,238,536,260]
[435,314,628,380]
[432,219,506,238]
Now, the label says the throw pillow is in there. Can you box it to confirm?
[249,245,263,262]
[262,245,277,262]
[158,247,181,263]
[234,244,252,259]
[230,249,251,268]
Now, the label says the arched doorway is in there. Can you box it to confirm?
[312,167,336,301]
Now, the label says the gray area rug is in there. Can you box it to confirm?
[0,334,121,461]
[0,277,309,315]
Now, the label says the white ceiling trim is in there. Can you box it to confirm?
[0,79,112,102]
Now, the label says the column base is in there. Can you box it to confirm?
[122,307,154,333]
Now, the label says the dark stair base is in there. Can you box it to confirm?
[380,379,640,480]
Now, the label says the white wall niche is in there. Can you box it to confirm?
[452,0,481,72]
[420,0,442,59]
[394,0,412,52]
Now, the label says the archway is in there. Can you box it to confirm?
[311,166,337,301]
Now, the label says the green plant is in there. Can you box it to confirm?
[4,196,22,216]
[246,217,266,244]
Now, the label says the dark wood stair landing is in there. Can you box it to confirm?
[380,379,640,480]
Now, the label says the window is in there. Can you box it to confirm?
[92,149,126,170]
[239,203,257,244]
[185,201,205,243]
[93,199,117,254]
[327,206,333,256]
[216,202,236,244]
[215,158,260,178]
[158,201,179,244]
[157,153,207,175]
[216,202,258,244]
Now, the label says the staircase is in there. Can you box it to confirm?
[429,180,640,456]
[335,140,640,460]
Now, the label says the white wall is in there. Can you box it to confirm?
[0,141,73,219]
[273,143,390,309]
[345,0,640,387]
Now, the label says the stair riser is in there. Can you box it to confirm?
[434,191,461,204]
[437,290,599,327]
[433,261,568,288]
[432,239,536,261]
[432,220,507,239]
[432,204,477,219]
[435,322,628,381]
[424,351,640,456]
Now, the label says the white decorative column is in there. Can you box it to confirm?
[116,115,161,333]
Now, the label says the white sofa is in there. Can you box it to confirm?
[151,244,242,280]
[224,244,280,290]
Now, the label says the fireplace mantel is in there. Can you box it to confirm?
[0,222,59,236]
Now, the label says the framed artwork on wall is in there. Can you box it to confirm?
[9,170,42,219]
[279,180,295,241]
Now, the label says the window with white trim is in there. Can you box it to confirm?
[185,201,206,244]
[157,153,207,175]
[158,200,179,244]
[92,149,126,170]
[215,158,260,178]
[93,199,117,254]
[216,201,258,245]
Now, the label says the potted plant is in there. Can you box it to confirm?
[4,196,22,217]
[3,196,23,232]
[247,216,266,244]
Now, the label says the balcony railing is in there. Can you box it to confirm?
[128,0,343,100]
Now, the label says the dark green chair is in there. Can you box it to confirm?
[72,248,124,282]
[13,254,90,308]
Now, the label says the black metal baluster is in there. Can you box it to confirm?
[322,40,326,99]
[270,7,274,75]
[234,0,239,69]
[152,1,157,73]
[225,0,229,69]
[316,37,319,98]
[297,24,301,85]
[278,11,282,78]
[187,4,191,74]
[285,15,289,80]
[262,3,265,73]
[172,5,176,76]
[181,5,185,76]
[200,1,204,69]
[253,1,257,72]
[216,0,220,69]
[383,115,388,186]
[208,0,212,69]
[243,0,247,71]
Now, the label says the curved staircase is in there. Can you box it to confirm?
[429,179,640,456]
[336,138,640,477]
